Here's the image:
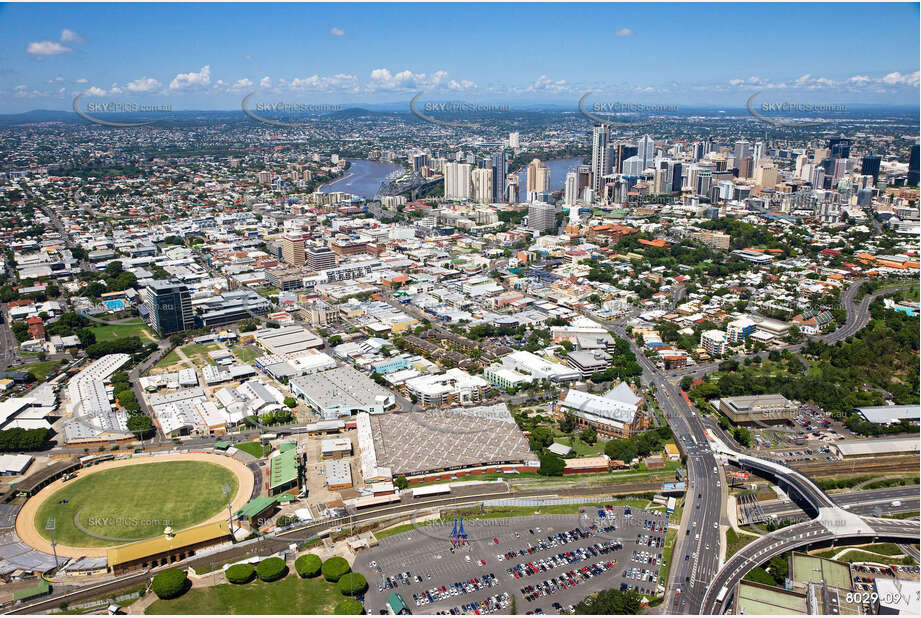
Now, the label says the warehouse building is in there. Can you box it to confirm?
[833,437,920,459]
[254,324,323,355]
[289,365,395,419]
[853,404,920,426]
[325,458,353,490]
[321,437,353,459]
[717,394,797,425]
[366,404,537,479]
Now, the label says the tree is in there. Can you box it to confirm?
[538,452,565,476]
[558,413,576,433]
[295,554,322,578]
[604,439,638,463]
[0,427,50,452]
[580,426,597,445]
[327,335,342,346]
[76,327,97,347]
[321,556,350,582]
[333,600,364,615]
[679,376,693,391]
[394,475,409,490]
[575,588,642,614]
[127,414,154,439]
[225,563,255,584]
[255,557,287,582]
[283,396,297,409]
[104,261,124,278]
[117,389,140,413]
[528,425,554,452]
[337,572,368,596]
[151,568,189,599]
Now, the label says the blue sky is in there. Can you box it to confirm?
[0,2,919,112]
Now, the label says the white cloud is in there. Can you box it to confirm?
[232,78,254,89]
[168,65,211,91]
[285,73,358,91]
[881,71,920,86]
[522,74,571,94]
[259,76,272,88]
[329,27,345,36]
[26,41,71,57]
[60,29,85,44]
[125,77,161,93]
[614,28,633,37]
[84,86,106,97]
[75,77,88,84]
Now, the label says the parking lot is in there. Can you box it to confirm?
[354,507,670,615]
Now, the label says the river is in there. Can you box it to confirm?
[320,159,403,198]
[320,156,585,200]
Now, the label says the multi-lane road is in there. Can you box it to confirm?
[608,323,723,614]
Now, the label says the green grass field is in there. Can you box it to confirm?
[10,360,62,382]
[180,343,222,367]
[90,319,154,342]
[231,346,261,364]
[726,528,759,558]
[234,442,268,458]
[35,461,238,548]
[155,349,187,369]
[145,572,346,614]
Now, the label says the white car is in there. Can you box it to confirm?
[713,522,718,529]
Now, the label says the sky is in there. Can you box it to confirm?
[0,2,919,113]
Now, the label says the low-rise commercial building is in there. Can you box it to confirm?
[717,394,797,425]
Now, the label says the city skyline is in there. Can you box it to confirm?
[0,2,919,113]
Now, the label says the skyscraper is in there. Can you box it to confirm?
[142,280,194,336]
[734,140,751,164]
[908,144,919,186]
[564,171,578,207]
[281,234,306,266]
[508,132,520,148]
[444,162,472,200]
[527,201,556,233]
[637,134,655,170]
[828,136,851,159]
[491,152,507,203]
[860,152,881,182]
[591,124,610,194]
[471,168,493,203]
[526,159,550,194]
[752,142,764,167]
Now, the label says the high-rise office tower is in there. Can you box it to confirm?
[795,154,809,179]
[696,169,713,196]
[738,156,754,179]
[619,144,638,173]
[669,161,683,193]
[637,134,654,170]
[564,171,578,207]
[753,142,764,167]
[142,280,193,336]
[443,162,472,200]
[508,132,520,148]
[591,124,610,194]
[527,201,556,232]
[281,234,306,266]
[734,140,751,164]
[526,159,550,194]
[828,136,851,159]
[908,144,919,186]
[622,156,643,177]
[306,246,337,271]
[471,168,493,203]
[860,152,881,182]
[833,158,849,183]
[412,152,429,172]
[491,152,507,203]
[576,165,592,194]
[811,167,826,189]
[506,173,520,203]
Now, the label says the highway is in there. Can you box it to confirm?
[701,516,920,614]
[753,486,921,521]
[607,323,723,614]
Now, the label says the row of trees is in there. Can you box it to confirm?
[603,426,673,464]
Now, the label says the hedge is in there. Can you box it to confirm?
[321,556,351,582]
[295,553,322,578]
[225,563,255,584]
[334,599,365,615]
[151,568,189,600]
[255,557,288,582]
[337,572,368,596]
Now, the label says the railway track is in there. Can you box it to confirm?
[793,456,919,478]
